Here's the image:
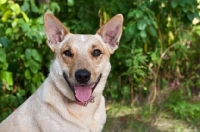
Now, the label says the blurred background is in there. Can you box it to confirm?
[0,0,200,131]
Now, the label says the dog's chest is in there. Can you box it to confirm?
[66,103,106,132]
[35,107,103,132]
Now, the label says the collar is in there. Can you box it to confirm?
[75,96,95,106]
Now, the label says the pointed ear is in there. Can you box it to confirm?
[44,13,69,51]
[97,14,123,53]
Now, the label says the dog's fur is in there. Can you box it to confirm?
[0,13,123,132]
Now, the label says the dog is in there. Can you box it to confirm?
[0,13,123,132]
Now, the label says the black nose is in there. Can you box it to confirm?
[75,69,91,83]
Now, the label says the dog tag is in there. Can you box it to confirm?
[90,96,95,103]
[84,102,88,106]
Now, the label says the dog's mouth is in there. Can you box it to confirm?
[63,73,102,103]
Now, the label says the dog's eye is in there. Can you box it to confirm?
[64,50,73,57]
[92,49,101,57]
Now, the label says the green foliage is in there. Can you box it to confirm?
[0,0,200,124]
[0,0,59,121]
[164,90,200,123]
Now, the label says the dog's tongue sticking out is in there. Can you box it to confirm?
[74,85,94,102]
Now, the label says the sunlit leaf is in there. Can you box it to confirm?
[21,11,29,22]
[1,10,11,22]
[140,30,147,38]
[0,71,13,85]
[10,3,21,14]
[137,19,147,30]
[68,0,74,6]
[0,0,6,4]
[11,18,18,27]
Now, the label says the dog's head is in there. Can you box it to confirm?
[44,13,123,105]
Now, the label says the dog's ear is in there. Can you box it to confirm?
[44,13,69,51]
[97,14,123,54]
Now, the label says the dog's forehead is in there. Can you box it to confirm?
[61,34,103,48]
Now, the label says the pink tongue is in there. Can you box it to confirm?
[74,86,93,102]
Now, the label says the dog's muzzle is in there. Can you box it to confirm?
[63,72,102,106]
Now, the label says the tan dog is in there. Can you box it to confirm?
[0,13,123,132]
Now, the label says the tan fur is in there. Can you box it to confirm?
[0,13,123,132]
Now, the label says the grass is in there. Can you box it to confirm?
[102,102,199,132]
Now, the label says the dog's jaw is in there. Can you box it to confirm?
[63,73,102,106]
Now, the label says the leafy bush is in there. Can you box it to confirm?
[0,0,60,121]
[164,90,200,123]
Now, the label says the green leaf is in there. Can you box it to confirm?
[187,12,198,21]
[0,71,13,85]
[10,3,21,14]
[171,1,178,8]
[135,10,143,19]
[31,5,39,13]
[11,18,18,28]
[10,95,18,106]
[127,11,134,18]
[68,0,74,6]
[137,19,147,30]
[144,16,151,25]
[25,70,31,80]
[50,2,60,12]
[125,22,136,38]
[18,19,30,32]
[16,93,23,104]
[0,0,7,4]
[20,1,29,12]
[31,49,42,62]
[6,86,12,91]
[18,89,26,96]
[149,26,157,37]
[30,83,36,94]
[140,30,147,38]
[1,62,8,70]
[36,16,43,25]
[25,49,31,60]
[5,28,12,35]
[1,10,12,22]
[32,73,40,83]
[24,59,30,68]
[0,48,6,62]
[0,37,10,47]
[21,11,29,22]
[29,60,40,74]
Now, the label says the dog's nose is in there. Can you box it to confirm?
[75,69,91,83]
